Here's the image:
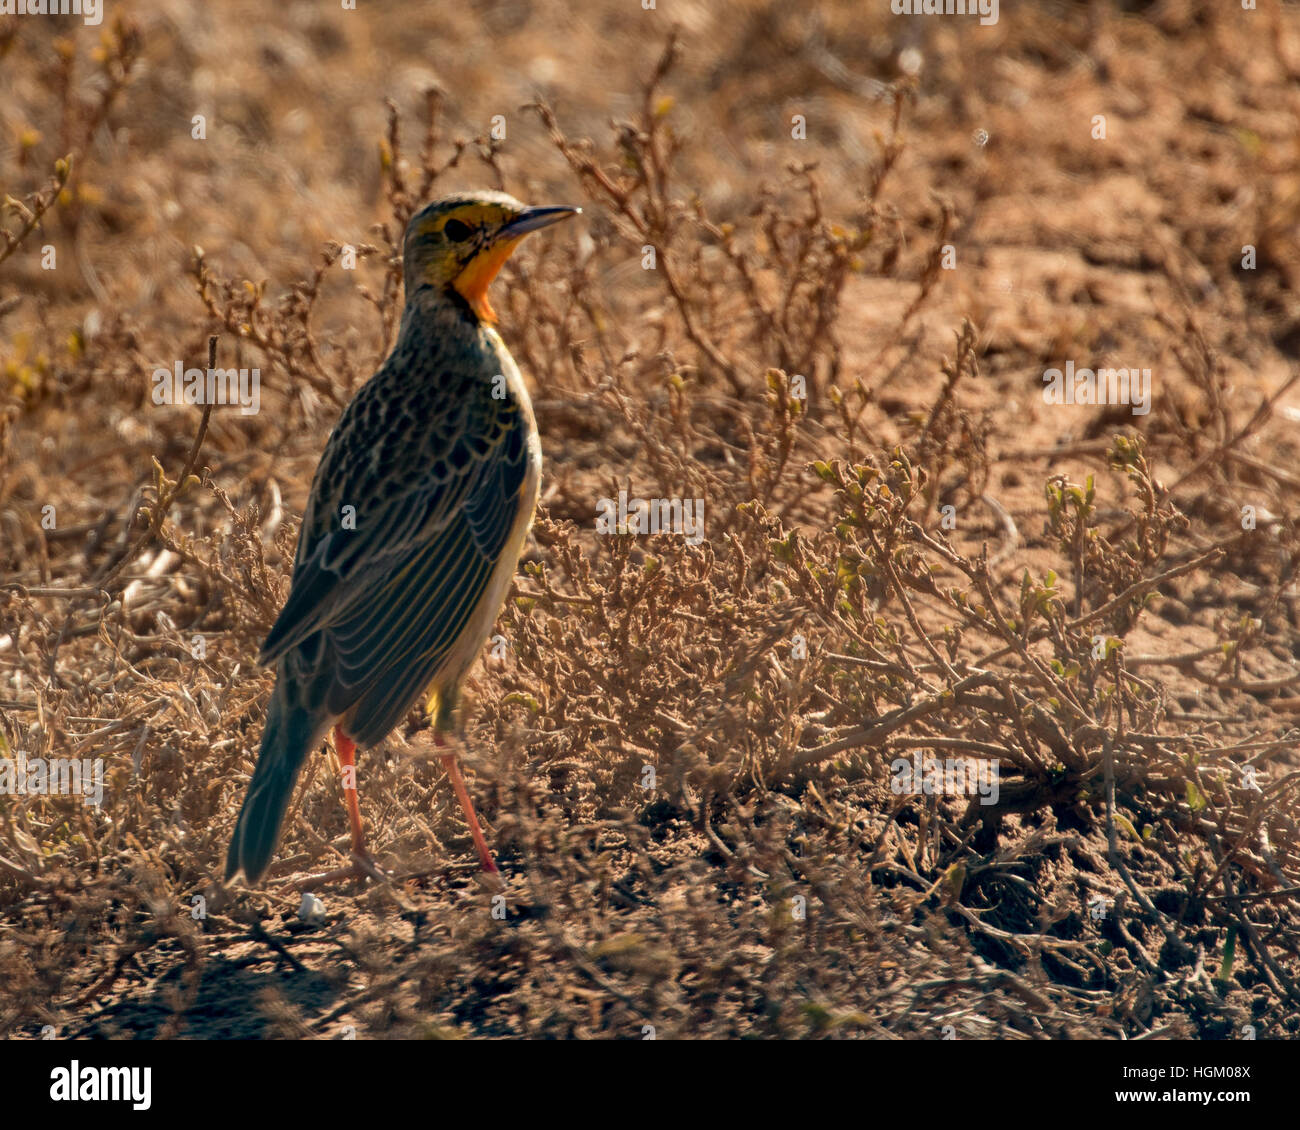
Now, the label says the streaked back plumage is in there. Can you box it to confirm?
[225,192,551,884]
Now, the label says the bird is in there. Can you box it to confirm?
[224,190,580,887]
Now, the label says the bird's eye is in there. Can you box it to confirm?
[443,218,473,243]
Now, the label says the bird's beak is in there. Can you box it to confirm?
[501,205,582,239]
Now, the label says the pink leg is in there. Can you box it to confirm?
[434,731,499,874]
[334,726,367,856]
[288,726,385,892]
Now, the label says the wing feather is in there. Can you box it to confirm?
[261,352,532,743]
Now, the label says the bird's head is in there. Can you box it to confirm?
[402,191,580,323]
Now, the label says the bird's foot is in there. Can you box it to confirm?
[474,866,507,895]
[288,848,387,893]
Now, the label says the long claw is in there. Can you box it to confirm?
[284,848,387,894]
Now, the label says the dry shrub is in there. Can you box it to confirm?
[1,4,1299,1039]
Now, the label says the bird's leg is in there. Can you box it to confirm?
[334,727,367,858]
[434,731,499,875]
[333,726,387,880]
[289,727,385,892]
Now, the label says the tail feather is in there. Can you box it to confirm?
[225,679,326,885]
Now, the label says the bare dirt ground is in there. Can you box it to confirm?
[2,0,1300,1039]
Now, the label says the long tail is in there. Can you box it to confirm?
[225,677,325,885]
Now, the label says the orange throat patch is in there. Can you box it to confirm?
[452,237,522,324]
